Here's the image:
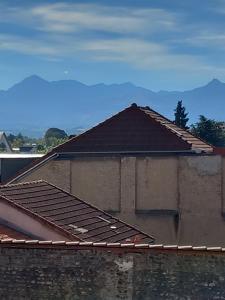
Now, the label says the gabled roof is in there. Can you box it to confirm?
[6,103,213,184]
[0,131,12,153]
[49,103,213,153]
[0,180,154,244]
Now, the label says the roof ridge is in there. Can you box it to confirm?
[1,180,44,188]
[0,239,224,252]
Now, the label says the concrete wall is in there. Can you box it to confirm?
[24,160,71,192]
[71,157,121,211]
[17,154,225,246]
[1,244,225,300]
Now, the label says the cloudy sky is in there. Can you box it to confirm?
[1,0,225,90]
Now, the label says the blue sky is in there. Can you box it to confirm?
[1,0,225,91]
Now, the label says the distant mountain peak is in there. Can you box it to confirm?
[207,78,222,86]
[22,74,48,83]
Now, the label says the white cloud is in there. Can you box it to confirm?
[0,34,58,56]
[0,1,224,75]
[81,38,209,71]
[30,3,177,34]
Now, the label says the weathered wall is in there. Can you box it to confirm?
[0,245,225,300]
[179,156,223,246]
[23,160,71,192]
[18,154,225,246]
[71,157,121,211]
[136,157,178,211]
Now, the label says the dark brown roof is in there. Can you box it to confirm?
[6,104,213,184]
[0,180,154,244]
[49,103,213,153]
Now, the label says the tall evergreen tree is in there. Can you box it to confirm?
[174,100,189,129]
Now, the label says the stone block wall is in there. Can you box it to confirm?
[0,244,225,299]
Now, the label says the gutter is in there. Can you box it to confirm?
[56,150,200,155]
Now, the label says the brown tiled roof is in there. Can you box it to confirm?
[0,223,30,240]
[6,103,213,184]
[45,104,212,153]
[0,180,154,244]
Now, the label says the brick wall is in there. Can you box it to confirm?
[0,245,225,299]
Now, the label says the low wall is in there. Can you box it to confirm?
[0,243,225,299]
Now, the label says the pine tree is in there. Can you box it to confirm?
[174,100,189,129]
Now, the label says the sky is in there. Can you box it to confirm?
[1,0,225,91]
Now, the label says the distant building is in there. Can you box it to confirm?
[19,144,37,153]
[0,132,12,153]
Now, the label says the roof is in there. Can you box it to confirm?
[0,223,31,240]
[0,180,154,244]
[49,103,213,153]
[0,131,12,152]
[0,239,224,254]
[6,104,213,184]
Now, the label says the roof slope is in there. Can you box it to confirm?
[0,180,154,244]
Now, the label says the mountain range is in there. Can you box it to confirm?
[1,75,225,137]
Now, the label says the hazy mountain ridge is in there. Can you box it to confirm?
[1,75,225,137]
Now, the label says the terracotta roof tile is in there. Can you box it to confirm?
[0,180,154,244]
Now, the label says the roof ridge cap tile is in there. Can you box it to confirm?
[1,180,44,188]
[0,239,225,252]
